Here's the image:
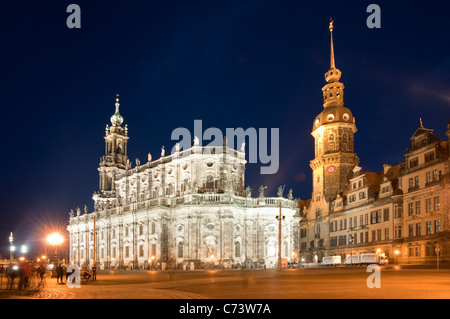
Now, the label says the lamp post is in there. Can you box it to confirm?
[435,243,440,270]
[394,250,400,265]
[46,233,64,263]
[9,232,14,264]
[20,245,27,261]
[276,202,285,271]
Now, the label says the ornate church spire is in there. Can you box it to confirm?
[324,19,342,84]
[110,94,124,127]
[329,19,335,69]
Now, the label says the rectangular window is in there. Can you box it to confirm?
[360,232,364,243]
[426,172,431,183]
[364,214,368,225]
[359,191,366,199]
[396,225,402,238]
[360,215,364,227]
[415,246,421,257]
[101,248,104,259]
[365,232,369,243]
[416,201,421,214]
[372,230,376,242]
[383,208,390,222]
[139,245,144,257]
[435,220,441,233]
[409,224,414,237]
[408,203,414,216]
[415,176,419,187]
[416,223,422,236]
[409,157,418,168]
[394,204,403,218]
[409,178,414,188]
[112,247,116,259]
[425,151,435,162]
[330,237,337,247]
[125,246,129,258]
[426,198,432,212]
[385,228,389,240]
[377,229,382,241]
[425,245,435,257]
[434,196,440,211]
[354,216,357,228]
[426,221,433,235]
[349,217,352,229]
[300,228,307,238]
[433,169,438,181]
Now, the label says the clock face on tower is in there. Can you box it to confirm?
[327,165,336,174]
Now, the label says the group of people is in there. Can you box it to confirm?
[0,260,47,290]
[0,261,98,289]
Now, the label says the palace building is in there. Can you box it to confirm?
[67,96,300,270]
[299,21,450,264]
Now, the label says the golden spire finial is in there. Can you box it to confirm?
[116,93,120,103]
[329,18,335,69]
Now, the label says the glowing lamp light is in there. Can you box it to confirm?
[46,233,64,246]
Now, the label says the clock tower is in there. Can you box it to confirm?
[310,20,359,203]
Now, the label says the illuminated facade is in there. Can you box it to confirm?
[299,21,450,264]
[67,97,300,270]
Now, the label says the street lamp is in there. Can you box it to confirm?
[276,202,285,271]
[46,233,64,263]
[9,232,14,264]
[394,250,400,265]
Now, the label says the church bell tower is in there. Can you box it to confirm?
[94,95,129,208]
[310,20,359,202]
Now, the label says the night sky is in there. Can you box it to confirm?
[1,1,449,258]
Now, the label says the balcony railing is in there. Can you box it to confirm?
[73,193,298,221]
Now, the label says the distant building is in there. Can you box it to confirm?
[299,21,450,264]
[67,96,299,270]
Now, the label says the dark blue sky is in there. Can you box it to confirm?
[1,0,449,257]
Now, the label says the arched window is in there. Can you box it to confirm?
[151,222,156,235]
[267,240,276,257]
[206,175,214,190]
[178,242,183,258]
[235,242,241,258]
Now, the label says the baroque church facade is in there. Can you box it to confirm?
[299,21,450,264]
[67,96,300,270]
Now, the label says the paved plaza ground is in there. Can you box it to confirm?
[1,264,450,300]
